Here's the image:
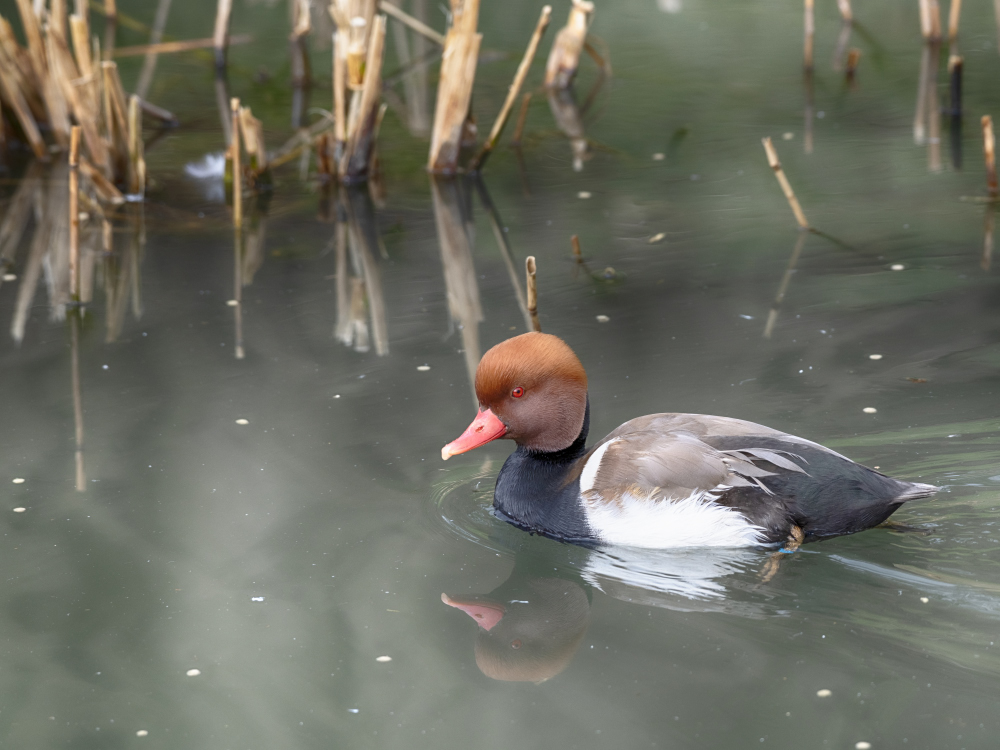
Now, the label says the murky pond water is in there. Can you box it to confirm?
[2,0,1000,747]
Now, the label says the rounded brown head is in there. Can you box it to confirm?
[442,333,588,458]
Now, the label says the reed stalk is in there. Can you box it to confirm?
[984,115,998,197]
[0,53,47,159]
[762,137,810,230]
[213,0,233,69]
[763,231,806,339]
[545,0,593,89]
[948,0,962,42]
[69,126,81,302]
[70,312,85,491]
[428,0,482,173]
[379,0,445,46]
[919,0,941,41]
[341,14,387,181]
[127,94,145,195]
[231,96,242,226]
[135,0,172,99]
[803,0,814,72]
[526,256,540,332]
[837,0,852,23]
[469,5,551,172]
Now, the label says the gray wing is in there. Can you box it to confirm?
[586,414,817,499]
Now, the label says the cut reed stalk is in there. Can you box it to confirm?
[948,0,962,42]
[984,115,998,197]
[468,5,551,172]
[379,0,445,46]
[837,0,852,23]
[333,26,347,148]
[545,0,593,89]
[213,0,233,69]
[78,156,125,204]
[69,126,81,302]
[341,14,387,180]
[512,92,532,145]
[525,256,540,332]
[762,137,809,230]
[803,0,814,72]
[428,0,482,173]
[571,234,582,262]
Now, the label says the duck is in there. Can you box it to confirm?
[441,332,938,549]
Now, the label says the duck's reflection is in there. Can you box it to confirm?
[442,574,591,683]
[443,542,768,681]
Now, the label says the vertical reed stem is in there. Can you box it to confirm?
[762,137,810,230]
[948,0,962,42]
[804,0,814,72]
[837,0,852,23]
[525,256,540,332]
[984,115,998,197]
[231,97,242,226]
[213,0,233,70]
[69,126,81,302]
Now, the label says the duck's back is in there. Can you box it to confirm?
[576,413,936,547]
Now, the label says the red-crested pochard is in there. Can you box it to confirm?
[441,332,938,549]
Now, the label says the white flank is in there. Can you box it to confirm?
[583,488,765,548]
[580,439,620,493]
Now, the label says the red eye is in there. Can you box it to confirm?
[511,387,524,398]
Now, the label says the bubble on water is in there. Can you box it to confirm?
[816,689,832,697]
[856,743,871,750]
[376,655,392,662]
[596,315,610,323]
[348,708,360,714]
[251,596,265,602]
[13,507,26,513]
[920,597,929,603]
[417,365,431,371]
[136,730,149,737]
[12,478,25,484]
[868,354,882,360]
[2,274,16,282]
[235,419,249,425]
[227,300,239,307]
[578,191,592,199]
[863,407,877,414]
[890,264,905,271]
[186,669,201,677]
[648,233,665,243]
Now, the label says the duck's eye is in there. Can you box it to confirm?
[511,387,524,398]
[511,639,522,649]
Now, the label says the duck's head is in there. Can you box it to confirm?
[441,332,588,459]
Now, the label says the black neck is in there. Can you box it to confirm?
[492,397,594,542]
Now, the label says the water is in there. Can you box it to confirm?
[1,0,999,747]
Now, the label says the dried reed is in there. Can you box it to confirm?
[948,0,962,42]
[213,0,232,68]
[69,125,80,301]
[526,256,540,332]
[762,137,810,230]
[803,0,814,72]
[469,5,551,172]
[512,92,532,145]
[428,0,481,173]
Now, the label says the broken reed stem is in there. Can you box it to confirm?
[525,255,541,332]
[948,0,961,42]
[570,234,582,261]
[469,5,551,172]
[69,126,81,302]
[837,0,852,23]
[804,0,814,72]
[984,115,998,198]
[512,92,532,145]
[379,0,445,46]
[762,137,810,230]
[213,0,233,69]
[231,97,242,225]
